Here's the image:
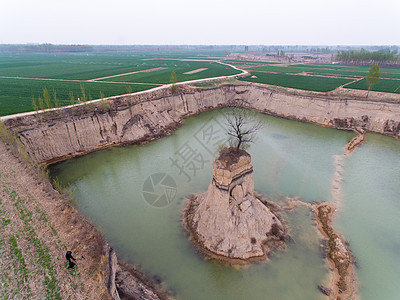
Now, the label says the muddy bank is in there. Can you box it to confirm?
[315,203,358,300]
[345,130,366,154]
[2,83,400,165]
[272,198,358,300]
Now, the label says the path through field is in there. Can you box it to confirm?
[88,67,169,81]
[0,75,164,86]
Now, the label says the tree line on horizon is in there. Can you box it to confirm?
[0,44,94,53]
[335,49,399,66]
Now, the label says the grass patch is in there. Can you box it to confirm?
[239,72,353,92]
[1,217,10,226]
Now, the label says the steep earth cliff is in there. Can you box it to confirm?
[3,83,400,165]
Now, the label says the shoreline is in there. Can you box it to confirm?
[314,203,358,299]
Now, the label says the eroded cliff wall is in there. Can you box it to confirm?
[4,83,400,164]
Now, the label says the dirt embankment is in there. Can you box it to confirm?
[315,203,357,300]
[345,130,366,154]
[0,140,110,299]
[0,140,166,299]
[3,83,400,166]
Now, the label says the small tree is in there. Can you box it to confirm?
[38,95,45,111]
[170,71,177,94]
[366,64,380,98]
[31,96,39,112]
[225,109,263,150]
[69,91,75,106]
[53,90,60,108]
[80,83,87,102]
[43,88,52,109]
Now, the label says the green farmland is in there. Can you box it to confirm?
[102,60,240,84]
[0,78,157,116]
[243,63,400,91]
[222,60,282,65]
[247,65,306,73]
[248,64,400,79]
[239,72,353,92]
[294,63,400,73]
[0,53,238,81]
[2,52,400,117]
[344,78,400,94]
[0,52,241,116]
[257,63,400,77]
[0,53,154,80]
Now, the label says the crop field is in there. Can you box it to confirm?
[344,78,400,94]
[0,52,241,116]
[294,63,400,73]
[0,53,234,81]
[222,60,282,65]
[101,60,241,84]
[247,65,306,73]
[306,69,368,78]
[239,72,353,92]
[0,53,152,80]
[0,78,156,116]
[248,65,400,78]
[245,63,400,89]
[291,64,400,79]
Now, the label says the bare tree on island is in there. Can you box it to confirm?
[225,109,263,151]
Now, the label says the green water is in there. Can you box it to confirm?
[335,134,400,300]
[50,109,400,299]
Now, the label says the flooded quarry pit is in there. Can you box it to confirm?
[49,108,400,300]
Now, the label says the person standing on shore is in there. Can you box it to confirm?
[65,250,76,269]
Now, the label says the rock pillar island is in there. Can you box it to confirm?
[184,147,286,263]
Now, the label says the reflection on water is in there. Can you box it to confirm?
[50,108,400,299]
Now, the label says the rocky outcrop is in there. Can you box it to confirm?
[185,148,286,262]
[115,263,164,300]
[2,83,400,165]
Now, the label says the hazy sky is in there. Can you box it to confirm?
[1,0,399,45]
